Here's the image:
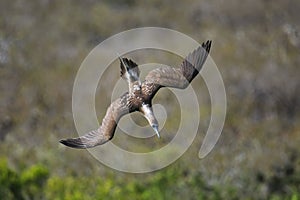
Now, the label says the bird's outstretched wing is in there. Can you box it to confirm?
[142,40,211,98]
[60,93,132,149]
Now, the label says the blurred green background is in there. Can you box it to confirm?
[0,0,299,199]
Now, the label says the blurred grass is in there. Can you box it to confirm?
[0,0,299,199]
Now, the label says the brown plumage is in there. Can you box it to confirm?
[60,40,212,149]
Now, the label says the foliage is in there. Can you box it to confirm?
[0,158,22,200]
[0,158,48,200]
[0,157,299,199]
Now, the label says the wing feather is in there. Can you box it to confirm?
[142,40,212,97]
[60,93,131,149]
[119,58,140,81]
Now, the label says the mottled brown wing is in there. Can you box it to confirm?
[60,93,131,149]
[142,40,212,98]
[180,40,211,83]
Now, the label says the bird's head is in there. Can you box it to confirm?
[152,124,160,138]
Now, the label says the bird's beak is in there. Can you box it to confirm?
[152,125,160,138]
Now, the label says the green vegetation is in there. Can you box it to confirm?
[1,0,299,199]
[1,157,299,199]
[0,158,48,200]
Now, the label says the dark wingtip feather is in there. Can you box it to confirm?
[119,57,126,77]
[119,57,139,78]
[202,40,212,54]
[119,58,138,70]
[59,138,87,149]
[123,58,138,69]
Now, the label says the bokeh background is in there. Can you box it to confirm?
[0,0,299,199]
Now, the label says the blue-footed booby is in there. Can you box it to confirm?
[60,40,212,148]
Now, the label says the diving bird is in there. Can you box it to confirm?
[60,40,212,149]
